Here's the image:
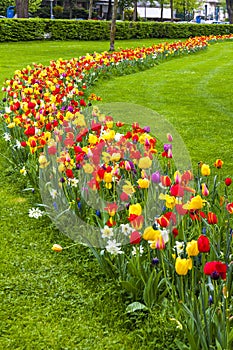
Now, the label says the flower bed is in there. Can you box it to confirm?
[1,35,233,349]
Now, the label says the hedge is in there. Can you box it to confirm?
[0,18,232,42]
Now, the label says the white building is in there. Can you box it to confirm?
[194,0,226,22]
[137,3,174,21]
[94,0,226,22]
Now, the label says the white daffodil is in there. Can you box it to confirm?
[28,207,43,219]
[120,223,133,236]
[101,225,114,239]
[3,132,11,142]
[106,240,123,255]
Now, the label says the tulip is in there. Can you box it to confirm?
[225,177,232,186]
[204,261,227,280]
[129,215,144,230]
[214,159,224,168]
[130,231,141,245]
[183,195,206,210]
[52,244,63,252]
[226,202,233,214]
[104,203,118,217]
[197,235,210,253]
[186,240,199,256]
[138,156,152,169]
[172,228,179,238]
[207,212,218,224]
[201,164,210,176]
[151,171,160,183]
[170,184,184,197]
[129,203,142,216]
[137,178,150,189]
[201,183,209,196]
[143,226,161,241]
[175,257,192,275]
[157,215,169,228]
[161,175,172,187]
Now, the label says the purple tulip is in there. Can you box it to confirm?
[151,171,160,183]
[163,144,172,152]
[143,126,150,133]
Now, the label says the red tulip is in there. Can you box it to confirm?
[172,228,179,238]
[225,177,232,186]
[197,235,210,253]
[204,261,227,280]
[130,231,141,245]
[161,175,171,187]
[207,212,218,225]
[66,169,74,178]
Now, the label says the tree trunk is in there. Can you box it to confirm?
[133,1,137,21]
[160,3,164,21]
[107,0,112,20]
[170,0,173,22]
[15,0,29,18]
[109,0,118,51]
[226,0,233,23]
[88,0,93,19]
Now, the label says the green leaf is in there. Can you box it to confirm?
[174,340,190,350]
[126,302,148,313]
[121,280,139,297]
[228,327,233,345]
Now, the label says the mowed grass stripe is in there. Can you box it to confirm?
[91,41,233,173]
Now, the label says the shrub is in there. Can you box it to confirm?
[0,18,233,42]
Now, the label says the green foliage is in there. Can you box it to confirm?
[0,0,12,16]
[0,0,42,16]
[0,18,233,42]
[53,5,63,18]
[0,18,49,41]
[29,0,42,13]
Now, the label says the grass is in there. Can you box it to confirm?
[0,145,183,349]
[0,38,185,350]
[0,38,232,349]
[91,40,233,174]
[0,38,170,91]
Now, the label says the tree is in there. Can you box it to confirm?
[226,0,233,23]
[110,0,118,51]
[170,0,173,21]
[174,0,198,21]
[156,0,169,21]
[88,0,93,19]
[106,0,112,19]
[15,0,29,17]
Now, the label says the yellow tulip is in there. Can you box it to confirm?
[129,203,142,216]
[83,163,94,174]
[138,156,152,169]
[104,172,112,183]
[123,181,135,196]
[175,257,192,275]
[186,240,199,257]
[183,195,206,210]
[52,244,63,252]
[143,226,161,241]
[88,134,98,145]
[137,178,150,189]
[201,164,210,176]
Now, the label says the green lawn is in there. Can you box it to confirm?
[91,40,233,174]
[0,38,232,349]
[0,38,169,90]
